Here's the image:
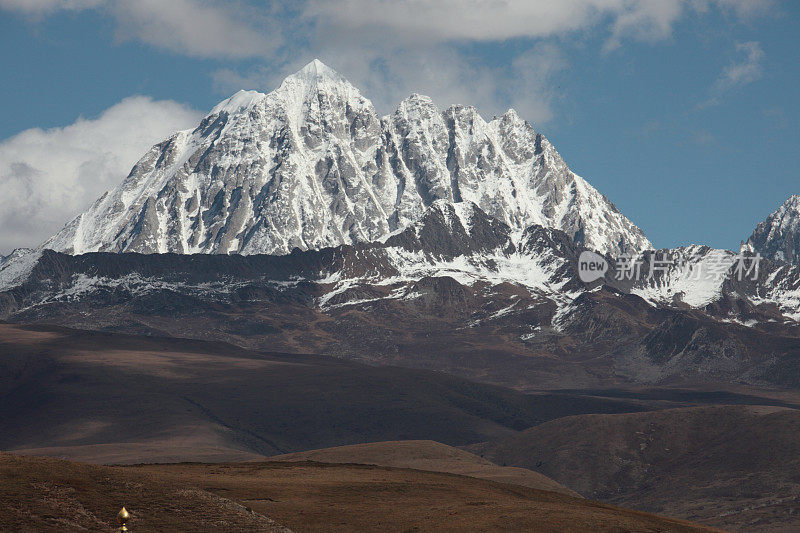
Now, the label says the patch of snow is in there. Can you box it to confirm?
[0,248,41,291]
[630,247,736,307]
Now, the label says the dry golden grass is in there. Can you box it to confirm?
[268,439,578,496]
[129,460,723,532]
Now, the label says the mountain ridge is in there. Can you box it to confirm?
[4,204,800,392]
[41,59,651,258]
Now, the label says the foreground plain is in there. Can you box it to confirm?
[0,452,722,532]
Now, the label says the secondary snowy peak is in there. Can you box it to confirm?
[209,89,265,115]
[44,59,650,257]
[743,195,800,264]
[384,96,651,255]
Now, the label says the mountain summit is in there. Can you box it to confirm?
[742,195,800,264]
[288,57,349,83]
[43,60,651,257]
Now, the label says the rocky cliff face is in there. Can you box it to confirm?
[42,60,650,258]
[743,195,800,264]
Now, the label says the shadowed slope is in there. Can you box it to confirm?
[0,323,648,462]
[468,405,800,532]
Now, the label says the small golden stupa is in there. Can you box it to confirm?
[117,507,130,531]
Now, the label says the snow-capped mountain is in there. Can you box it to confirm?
[742,195,800,264]
[43,59,650,258]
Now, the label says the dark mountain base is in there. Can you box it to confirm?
[0,323,650,459]
[4,248,800,393]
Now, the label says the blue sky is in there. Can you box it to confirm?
[0,0,797,253]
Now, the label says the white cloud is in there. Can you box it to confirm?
[701,41,765,107]
[307,0,638,43]
[2,0,775,58]
[305,0,768,48]
[0,97,200,253]
[2,0,277,59]
[603,0,684,51]
[112,0,277,59]
[721,41,765,87]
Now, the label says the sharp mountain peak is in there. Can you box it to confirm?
[38,60,652,258]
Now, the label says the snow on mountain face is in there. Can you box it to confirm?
[385,95,651,256]
[4,201,583,323]
[626,246,738,308]
[743,195,800,264]
[0,248,40,291]
[43,59,651,258]
[44,60,386,256]
[741,261,800,322]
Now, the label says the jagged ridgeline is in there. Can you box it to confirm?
[43,59,651,258]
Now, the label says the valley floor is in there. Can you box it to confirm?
[1,322,798,531]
